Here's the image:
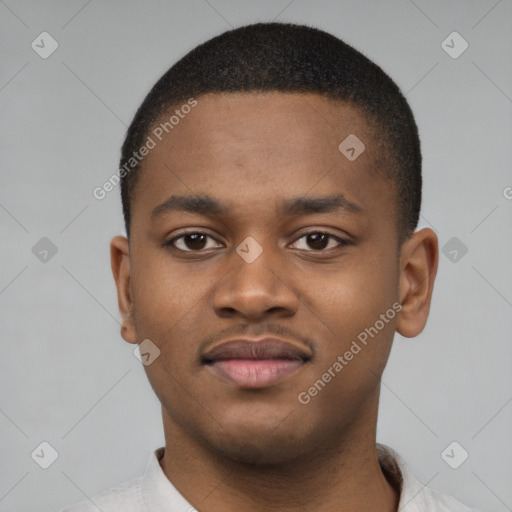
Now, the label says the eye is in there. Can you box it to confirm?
[290,231,348,252]
[164,230,349,254]
[165,232,222,252]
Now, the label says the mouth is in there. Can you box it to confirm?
[201,337,312,389]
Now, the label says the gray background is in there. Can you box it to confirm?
[1,1,511,511]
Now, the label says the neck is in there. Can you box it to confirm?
[159,403,399,512]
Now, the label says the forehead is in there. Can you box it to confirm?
[132,92,394,229]
[151,92,374,165]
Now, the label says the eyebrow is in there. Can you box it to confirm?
[150,193,364,220]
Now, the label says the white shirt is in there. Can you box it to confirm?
[60,444,477,512]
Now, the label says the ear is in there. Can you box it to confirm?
[396,228,439,338]
[110,235,138,344]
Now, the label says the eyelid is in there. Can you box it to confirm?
[165,228,350,253]
[165,230,223,252]
[289,229,349,251]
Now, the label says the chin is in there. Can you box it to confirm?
[203,419,315,466]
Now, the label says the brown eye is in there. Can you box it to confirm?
[167,232,220,252]
[291,231,347,252]
[305,233,329,250]
[182,233,207,250]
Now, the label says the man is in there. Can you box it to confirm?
[62,22,477,511]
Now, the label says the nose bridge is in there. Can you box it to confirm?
[231,234,280,297]
[236,236,277,286]
[212,234,298,318]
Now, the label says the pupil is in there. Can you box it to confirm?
[183,233,329,251]
[186,233,206,250]
[308,233,328,250]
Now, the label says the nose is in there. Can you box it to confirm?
[212,242,299,321]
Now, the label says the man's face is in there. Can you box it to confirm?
[120,92,403,463]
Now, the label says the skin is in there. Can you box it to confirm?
[111,92,438,512]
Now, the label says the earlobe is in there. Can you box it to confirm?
[396,228,439,338]
[110,235,138,344]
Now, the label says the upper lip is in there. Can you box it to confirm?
[202,337,312,363]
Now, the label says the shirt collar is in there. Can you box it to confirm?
[377,443,432,510]
[141,447,192,511]
[140,444,440,511]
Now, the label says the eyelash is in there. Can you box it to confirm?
[164,230,349,254]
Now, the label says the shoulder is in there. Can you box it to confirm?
[59,475,144,512]
[418,484,478,511]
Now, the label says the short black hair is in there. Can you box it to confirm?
[119,22,421,243]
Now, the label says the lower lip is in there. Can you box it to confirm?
[206,359,305,388]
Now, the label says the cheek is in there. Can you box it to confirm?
[129,251,231,388]
[315,249,398,322]
[130,257,210,402]
[130,248,210,335]
[299,276,398,412]
[305,245,399,366]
